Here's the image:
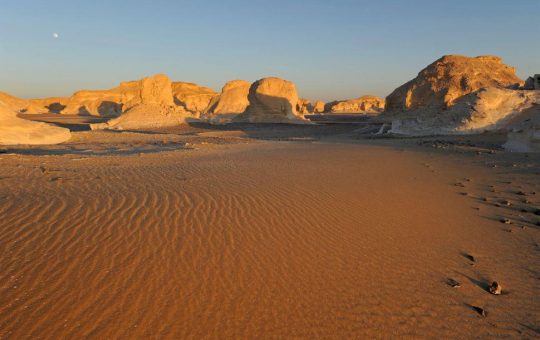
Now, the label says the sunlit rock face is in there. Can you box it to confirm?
[0,100,71,145]
[171,82,218,115]
[236,77,305,123]
[385,55,523,113]
[384,55,534,136]
[90,75,190,130]
[325,96,385,114]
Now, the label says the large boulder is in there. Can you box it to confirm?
[0,100,71,145]
[90,75,189,130]
[524,74,540,90]
[390,88,540,135]
[386,55,523,113]
[313,100,325,113]
[325,96,385,114]
[205,80,251,115]
[296,98,314,114]
[236,77,304,123]
[172,82,218,115]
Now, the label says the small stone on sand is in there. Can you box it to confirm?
[489,281,502,295]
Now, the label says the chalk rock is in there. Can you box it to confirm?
[237,77,305,123]
[296,98,314,114]
[205,80,251,115]
[90,75,189,130]
[386,55,523,113]
[171,82,218,114]
[524,74,540,90]
[326,96,385,114]
[390,88,540,135]
[0,100,71,145]
[313,100,325,113]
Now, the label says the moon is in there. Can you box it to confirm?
[52,33,59,39]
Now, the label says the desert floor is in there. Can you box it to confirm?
[0,116,539,338]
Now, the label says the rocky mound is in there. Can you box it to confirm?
[296,99,314,114]
[91,75,189,130]
[0,100,71,145]
[236,77,305,123]
[205,80,251,115]
[390,88,540,135]
[313,100,325,113]
[172,82,218,115]
[524,75,540,90]
[386,55,523,113]
[326,96,385,114]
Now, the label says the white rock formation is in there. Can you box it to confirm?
[236,77,305,123]
[0,100,71,145]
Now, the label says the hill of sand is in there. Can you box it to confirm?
[0,101,71,145]
[326,95,385,114]
[386,55,523,113]
[236,77,305,123]
[0,125,538,338]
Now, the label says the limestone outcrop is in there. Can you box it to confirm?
[524,75,540,90]
[325,96,385,114]
[313,100,325,113]
[0,100,71,145]
[390,88,540,135]
[90,75,190,130]
[205,80,251,115]
[172,82,218,115]
[386,55,523,113]
[236,77,305,123]
[296,98,314,114]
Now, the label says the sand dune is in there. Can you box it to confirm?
[0,127,538,338]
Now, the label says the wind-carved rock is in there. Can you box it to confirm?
[236,77,305,123]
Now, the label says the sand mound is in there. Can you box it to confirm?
[172,82,218,115]
[386,55,523,113]
[390,88,540,135]
[90,104,188,130]
[326,96,385,114]
[236,77,305,123]
[0,100,71,145]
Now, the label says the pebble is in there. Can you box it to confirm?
[489,281,502,295]
[500,218,511,224]
[473,306,487,317]
[448,278,461,288]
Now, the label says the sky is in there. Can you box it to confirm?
[0,0,539,102]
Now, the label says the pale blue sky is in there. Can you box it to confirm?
[0,0,538,101]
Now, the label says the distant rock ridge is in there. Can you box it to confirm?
[325,96,385,114]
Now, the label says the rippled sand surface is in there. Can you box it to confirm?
[0,127,539,338]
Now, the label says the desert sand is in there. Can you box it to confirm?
[0,117,539,338]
